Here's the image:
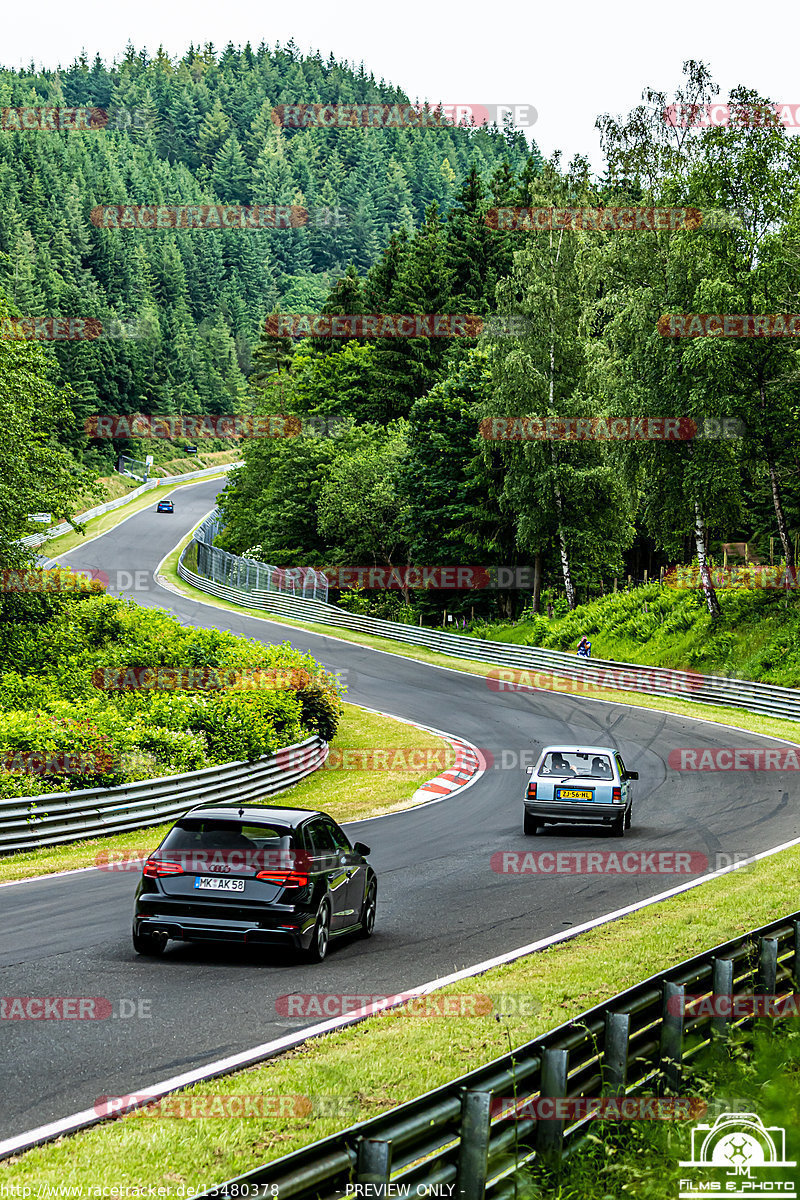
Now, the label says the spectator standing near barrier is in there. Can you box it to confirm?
[577,636,592,658]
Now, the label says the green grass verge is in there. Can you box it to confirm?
[5,845,800,1194]
[7,541,797,1194]
[0,704,452,883]
[466,582,800,689]
[517,1024,800,1197]
[158,542,800,750]
[39,466,236,560]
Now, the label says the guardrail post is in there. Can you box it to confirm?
[456,1090,492,1200]
[536,1047,568,1162]
[793,921,800,989]
[660,982,684,1094]
[711,958,734,1038]
[357,1138,391,1184]
[757,937,778,999]
[603,1011,630,1092]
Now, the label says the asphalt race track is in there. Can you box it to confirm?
[2,477,798,1140]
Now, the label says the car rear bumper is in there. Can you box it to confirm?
[524,801,626,826]
[134,914,312,949]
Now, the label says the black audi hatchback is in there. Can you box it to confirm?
[132,805,376,962]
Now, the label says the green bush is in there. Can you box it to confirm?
[297,680,346,741]
[192,689,304,763]
[0,573,343,798]
[130,726,209,773]
[0,712,123,789]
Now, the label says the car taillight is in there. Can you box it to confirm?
[612,788,622,804]
[143,859,184,877]
[256,869,309,888]
[527,782,537,799]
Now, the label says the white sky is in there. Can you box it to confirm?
[4,0,799,171]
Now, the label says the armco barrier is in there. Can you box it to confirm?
[178,515,800,723]
[198,912,800,1197]
[191,513,329,602]
[20,462,241,549]
[0,735,326,853]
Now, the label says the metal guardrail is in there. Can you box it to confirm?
[20,462,241,549]
[199,911,800,1198]
[179,519,800,723]
[0,735,326,853]
[191,513,329,602]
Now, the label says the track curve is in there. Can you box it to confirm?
[2,477,798,1141]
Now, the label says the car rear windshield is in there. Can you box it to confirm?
[161,819,295,851]
[538,752,614,780]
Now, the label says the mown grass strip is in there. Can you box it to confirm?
[159,542,800,749]
[40,464,236,560]
[4,846,800,1193]
[0,705,452,884]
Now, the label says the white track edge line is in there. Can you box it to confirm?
[4,527,798,1147]
[4,831,800,1160]
[156,532,800,750]
[0,713,483,887]
[46,478,230,565]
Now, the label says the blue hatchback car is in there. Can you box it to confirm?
[156,499,174,513]
[524,745,638,837]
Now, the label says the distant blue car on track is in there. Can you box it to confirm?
[523,745,638,838]
[156,499,174,513]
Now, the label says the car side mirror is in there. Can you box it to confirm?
[624,771,639,781]
[353,841,370,857]
[526,766,535,775]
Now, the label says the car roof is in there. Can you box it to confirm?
[182,804,325,829]
[538,745,620,757]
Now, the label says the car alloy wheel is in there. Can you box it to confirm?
[360,881,377,937]
[307,901,331,962]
